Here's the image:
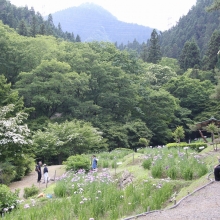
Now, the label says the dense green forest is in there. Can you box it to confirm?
[0,0,220,183]
[0,0,80,42]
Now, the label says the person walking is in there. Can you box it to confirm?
[92,155,98,170]
[36,161,42,183]
[43,164,49,183]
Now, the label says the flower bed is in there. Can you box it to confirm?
[4,169,174,220]
[142,148,208,180]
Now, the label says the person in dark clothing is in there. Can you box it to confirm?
[36,161,42,182]
[214,166,220,181]
[214,157,220,181]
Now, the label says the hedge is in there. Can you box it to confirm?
[166,142,207,152]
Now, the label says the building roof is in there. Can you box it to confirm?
[195,116,220,129]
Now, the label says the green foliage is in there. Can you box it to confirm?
[206,122,218,135]
[160,0,220,60]
[142,158,152,169]
[33,120,104,164]
[51,170,174,219]
[23,184,39,199]
[138,88,178,144]
[203,30,220,70]
[166,142,208,152]
[143,148,208,180]
[159,57,181,74]
[63,155,90,171]
[0,156,34,184]
[0,102,34,184]
[0,162,16,185]
[0,0,77,41]
[146,29,162,64]
[179,40,201,71]
[54,181,68,197]
[13,155,35,181]
[206,0,220,11]
[102,160,109,168]
[151,161,163,178]
[164,76,214,119]
[139,138,149,147]
[0,184,19,214]
[145,64,177,87]
[172,126,185,143]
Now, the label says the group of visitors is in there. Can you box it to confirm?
[35,161,49,183]
[35,156,97,183]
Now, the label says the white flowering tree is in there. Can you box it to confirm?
[0,104,32,160]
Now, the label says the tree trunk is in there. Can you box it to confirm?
[199,130,208,143]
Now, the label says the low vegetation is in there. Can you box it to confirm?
[3,146,215,220]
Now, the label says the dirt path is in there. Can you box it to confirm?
[9,165,65,198]
[136,181,220,220]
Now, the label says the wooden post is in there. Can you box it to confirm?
[174,199,176,205]
[46,177,48,188]
[54,170,56,182]
[114,160,116,175]
[119,178,122,190]
[147,206,150,212]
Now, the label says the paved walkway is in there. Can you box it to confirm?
[137,181,220,220]
[9,165,64,198]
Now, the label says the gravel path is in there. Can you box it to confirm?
[9,165,65,198]
[136,181,220,220]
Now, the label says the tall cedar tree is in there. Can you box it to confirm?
[18,19,27,36]
[203,30,220,70]
[146,29,162,64]
[140,43,148,62]
[76,34,81,42]
[179,40,201,71]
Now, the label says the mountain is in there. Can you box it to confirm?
[51,3,154,44]
[160,0,220,58]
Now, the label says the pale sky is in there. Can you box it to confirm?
[10,0,197,31]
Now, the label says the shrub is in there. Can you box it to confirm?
[151,163,163,178]
[111,160,118,169]
[63,155,90,172]
[166,142,207,152]
[102,160,109,168]
[0,155,35,185]
[182,167,193,180]
[0,184,19,215]
[0,162,16,185]
[54,181,68,197]
[23,184,39,199]
[142,159,152,169]
[166,167,177,179]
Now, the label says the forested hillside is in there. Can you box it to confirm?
[123,0,220,72]
[51,3,154,44]
[159,0,220,58]
[0,0,79,41]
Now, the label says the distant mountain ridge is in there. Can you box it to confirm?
[51,3,154,44]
